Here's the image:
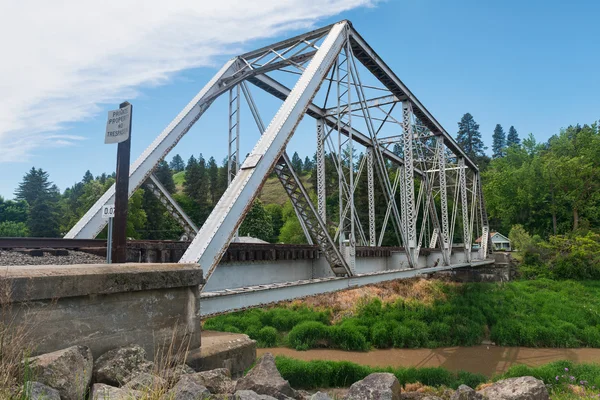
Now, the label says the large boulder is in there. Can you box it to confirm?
[235,353,299,400]
[24,381,61,400]
[93,345,153,386]
[164,374,211,400]
[235,390,279,399]
[183,368,235,394]
[451,385,483,400]
[29,345,93,400]
[344,373,401,400]
[123,371,167,391]
[478,377,549,400]
[91,383,143,399]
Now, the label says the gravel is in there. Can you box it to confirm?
[0,250,105,266]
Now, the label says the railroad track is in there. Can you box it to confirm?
[0,237,187,250]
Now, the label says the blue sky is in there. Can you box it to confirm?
[1,0,599,198]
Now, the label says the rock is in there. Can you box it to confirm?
[478,376,549,400]
[91,383,143,399]
[451,385,483,400]
[29,345,93,400]
[164,375,211,399]
[183,368,235,394]
[24,381,61,400]
[344,373,401,400]
[163,364,197,383]
[123,371,167,391]
[310,392,332,400]
[93,345,153,386]
[234,390,279,400]
[235,353,298,400]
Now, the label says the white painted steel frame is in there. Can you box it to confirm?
[178,22,349,277]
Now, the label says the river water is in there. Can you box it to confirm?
[258,346,600,377]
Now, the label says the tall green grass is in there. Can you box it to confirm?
[204,279,600,350]
[274,356,488,389]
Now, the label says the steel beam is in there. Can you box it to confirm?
[178,22,349,280]
[65,59,243,239]
[316,119,326,221]
[348,28,479,172]
[200,259,495,316]
[146,174,198,238]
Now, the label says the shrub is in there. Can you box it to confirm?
[275,356,487,390]
[287,321,329,350]
[328,324,369,351]
[370,321,397,349]
[256,326,278,347]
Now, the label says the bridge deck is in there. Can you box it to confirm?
[200,259,495,317]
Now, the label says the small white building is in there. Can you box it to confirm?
[474,232,511,251]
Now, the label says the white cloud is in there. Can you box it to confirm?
[0,0,377,162]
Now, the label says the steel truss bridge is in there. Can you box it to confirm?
[66,20,492,315]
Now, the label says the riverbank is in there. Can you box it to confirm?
[259,346,600,377]
[205,278,600,350]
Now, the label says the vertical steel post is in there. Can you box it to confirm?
[316,119,326,221]
[112,101,132,263]
[437,137,450,261]
[106,217,113,264]
[367,147,376,246]
[401,101,417,265]
[459,158,471,262]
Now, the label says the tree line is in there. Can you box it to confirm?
[2,113,598,242]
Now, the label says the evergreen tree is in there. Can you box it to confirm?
[303,156,313,173]
[291,152,304,173]
[239,199,273,241]
[456,113,486,159]
[170,154,185,172]
[207,157,219,205]
[28,198,60,237]
[184,155,200,199]
[15,167,52,206]
[155,160,176,193]
[196,154,208,208]
[492,124,506,158]
[507,126,520,146]
[82,170,94,184]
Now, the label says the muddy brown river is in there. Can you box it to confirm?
[258,346,600,377]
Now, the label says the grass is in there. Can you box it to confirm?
[275,356,600,398]
[259,173,313,206]
[204,278,600,350]
[274,356,488,390]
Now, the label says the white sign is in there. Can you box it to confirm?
[105,104,131,144]
[102,204,115,219]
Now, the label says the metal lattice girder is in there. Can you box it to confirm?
[458,158,471,262]
[401,101,417,264]
[366,147,376,246]
[347,27,479,173]
[316,119,326,221]
[273,156,351,276]
[145,174,198,238]
[65,59,243,239]
[178,22,349,279]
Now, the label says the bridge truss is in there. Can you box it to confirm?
[67,20,492,312]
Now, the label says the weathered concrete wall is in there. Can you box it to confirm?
[4,263,203,360]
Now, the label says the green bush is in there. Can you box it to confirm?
[328,324,369,351]
[392,320,429,348]
[287,321,329,350]
[257,326,278,347]
[274,356,487,390]
[370,321,397,349]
